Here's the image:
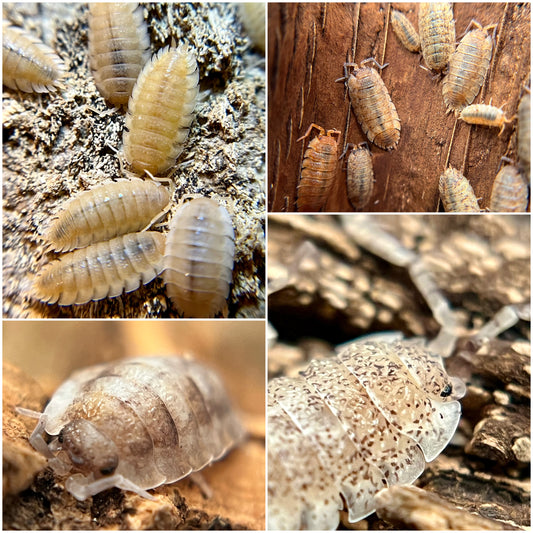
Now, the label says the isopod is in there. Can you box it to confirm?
[489,165,529,212]
[43,179,170,252]
[88,3,150,106]
[418,3,455,71]
[296,124,340,212]
[459,103,512,135]
[268,339,466,530]
[19,356,245,501]
[31,231,165,305]
[391,9,420,53]
[345,142,374,210]
[2,22,66,93]
[443,21,495,113]
[438,167,481,212]
[163,198,235,318]
[123,44,199,176]
[517,92,530,180]
[344,59,401,150]
[238,3,265,53]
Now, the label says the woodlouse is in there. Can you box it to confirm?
[123,44,199,176]
[418,3,455,71]
[2,22,66,93]
[31,231,165,306]
[20,356,245,501]
[296,124,340,212]
[438,167,481,212]
[459,103,512,135]
[43,179,170,252]
[345,142,374,210]
[268,339,466,530]
[391,9,420,53]
[88,3,150,106]
[489,165,529,212]
[344,59,401,151]
[517,92,530,179]
[163,198,235,318]
[443,21,494,113]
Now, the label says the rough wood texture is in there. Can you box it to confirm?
[268,214,530,529]
[268,3,530,212]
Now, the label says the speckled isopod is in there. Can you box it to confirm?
[459,103,512,135]
[489,165,529,212]
[268,340,466,530]
[2,22,66,93]
[123,44,199,176]
[391,9,420,53]
[443,21,494,113]
[88,3,150,106]
[43,179,170,252]
[418,3,455,71]
[163,198,235,318]
[439,167,481,212]
[31,231,165,305]
[297,124,341,212]
[344,59,401,151]
[21,356,245,501]
[345,142,374,210]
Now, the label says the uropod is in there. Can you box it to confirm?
[19,356,246,501]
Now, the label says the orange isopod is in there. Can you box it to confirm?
[459,103,512,135]
[346,142,374,210]
[296,124,341,212]
[391,9,420,53]
[489,165,528,212]
[439,167,480,212]
[418,3,455,71]
[88,3,150,106]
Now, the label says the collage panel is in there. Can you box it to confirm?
[267,214,530,529]
[3,2,265,318]
[3,320,265,529]
[268,3,530,212]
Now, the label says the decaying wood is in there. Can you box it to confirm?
[268,3,530,212]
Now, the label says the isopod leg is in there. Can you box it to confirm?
[65,473,156,501]
[22,412,55,458]
[188,471,213,499]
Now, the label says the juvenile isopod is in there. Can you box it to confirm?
[123,44,199,176]
[489,164,529,212]
[438,167,481,212]
[88,3,150,106]
[345,142,374,210]
[418,3,455,71]
[43,179,170,252]
[343,59,401,150]
[268,339,466,530]
[2,22,66,93]
[459,103,512,135]
[517,91,530,179]
[163,198,235,318]
[443,21,495,113]
[296,124,340,212]
[30,231,165,305]
[19,356,245,501]
[391,9,420,53]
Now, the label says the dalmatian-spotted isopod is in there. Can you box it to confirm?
[268,340,466,530]
[489,165,529,212]
[88,3,150,106]
[123,44,199,176]
[438,167,481,212]
[443,21,495,113]
[344,59,401,151]
[30,231,165,305]
[391,9,420,53]
[459,103,512,135]
[20,356,245,501]
[2,22,66,93]
[43,179,170,252]
[163,198,235,318]
[418,3,455,71]
[345,142,374,210]
[296,124,340,212]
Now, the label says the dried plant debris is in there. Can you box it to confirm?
[3,3,265,318]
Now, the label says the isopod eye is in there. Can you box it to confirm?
[100,465,116,476]
[440,384,452,397]
[58,431,64,444]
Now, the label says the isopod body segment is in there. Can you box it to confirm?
[23,356,245,501]
[31,231,165,305]
[418,3,455,71]
[296,124,340,212]
[88,3,150,106]
[391,9,420,53]
[345,60,401,151]
[346,142,374,210]
[2,22,66,93]
[443,21,494,113]
[489,165,529,212]
[439,167,481,212]
[43,179,170,252]
[123,44,199,176]
[268,340,465,530]
[459,104,511,135]
[163,198,235,318]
